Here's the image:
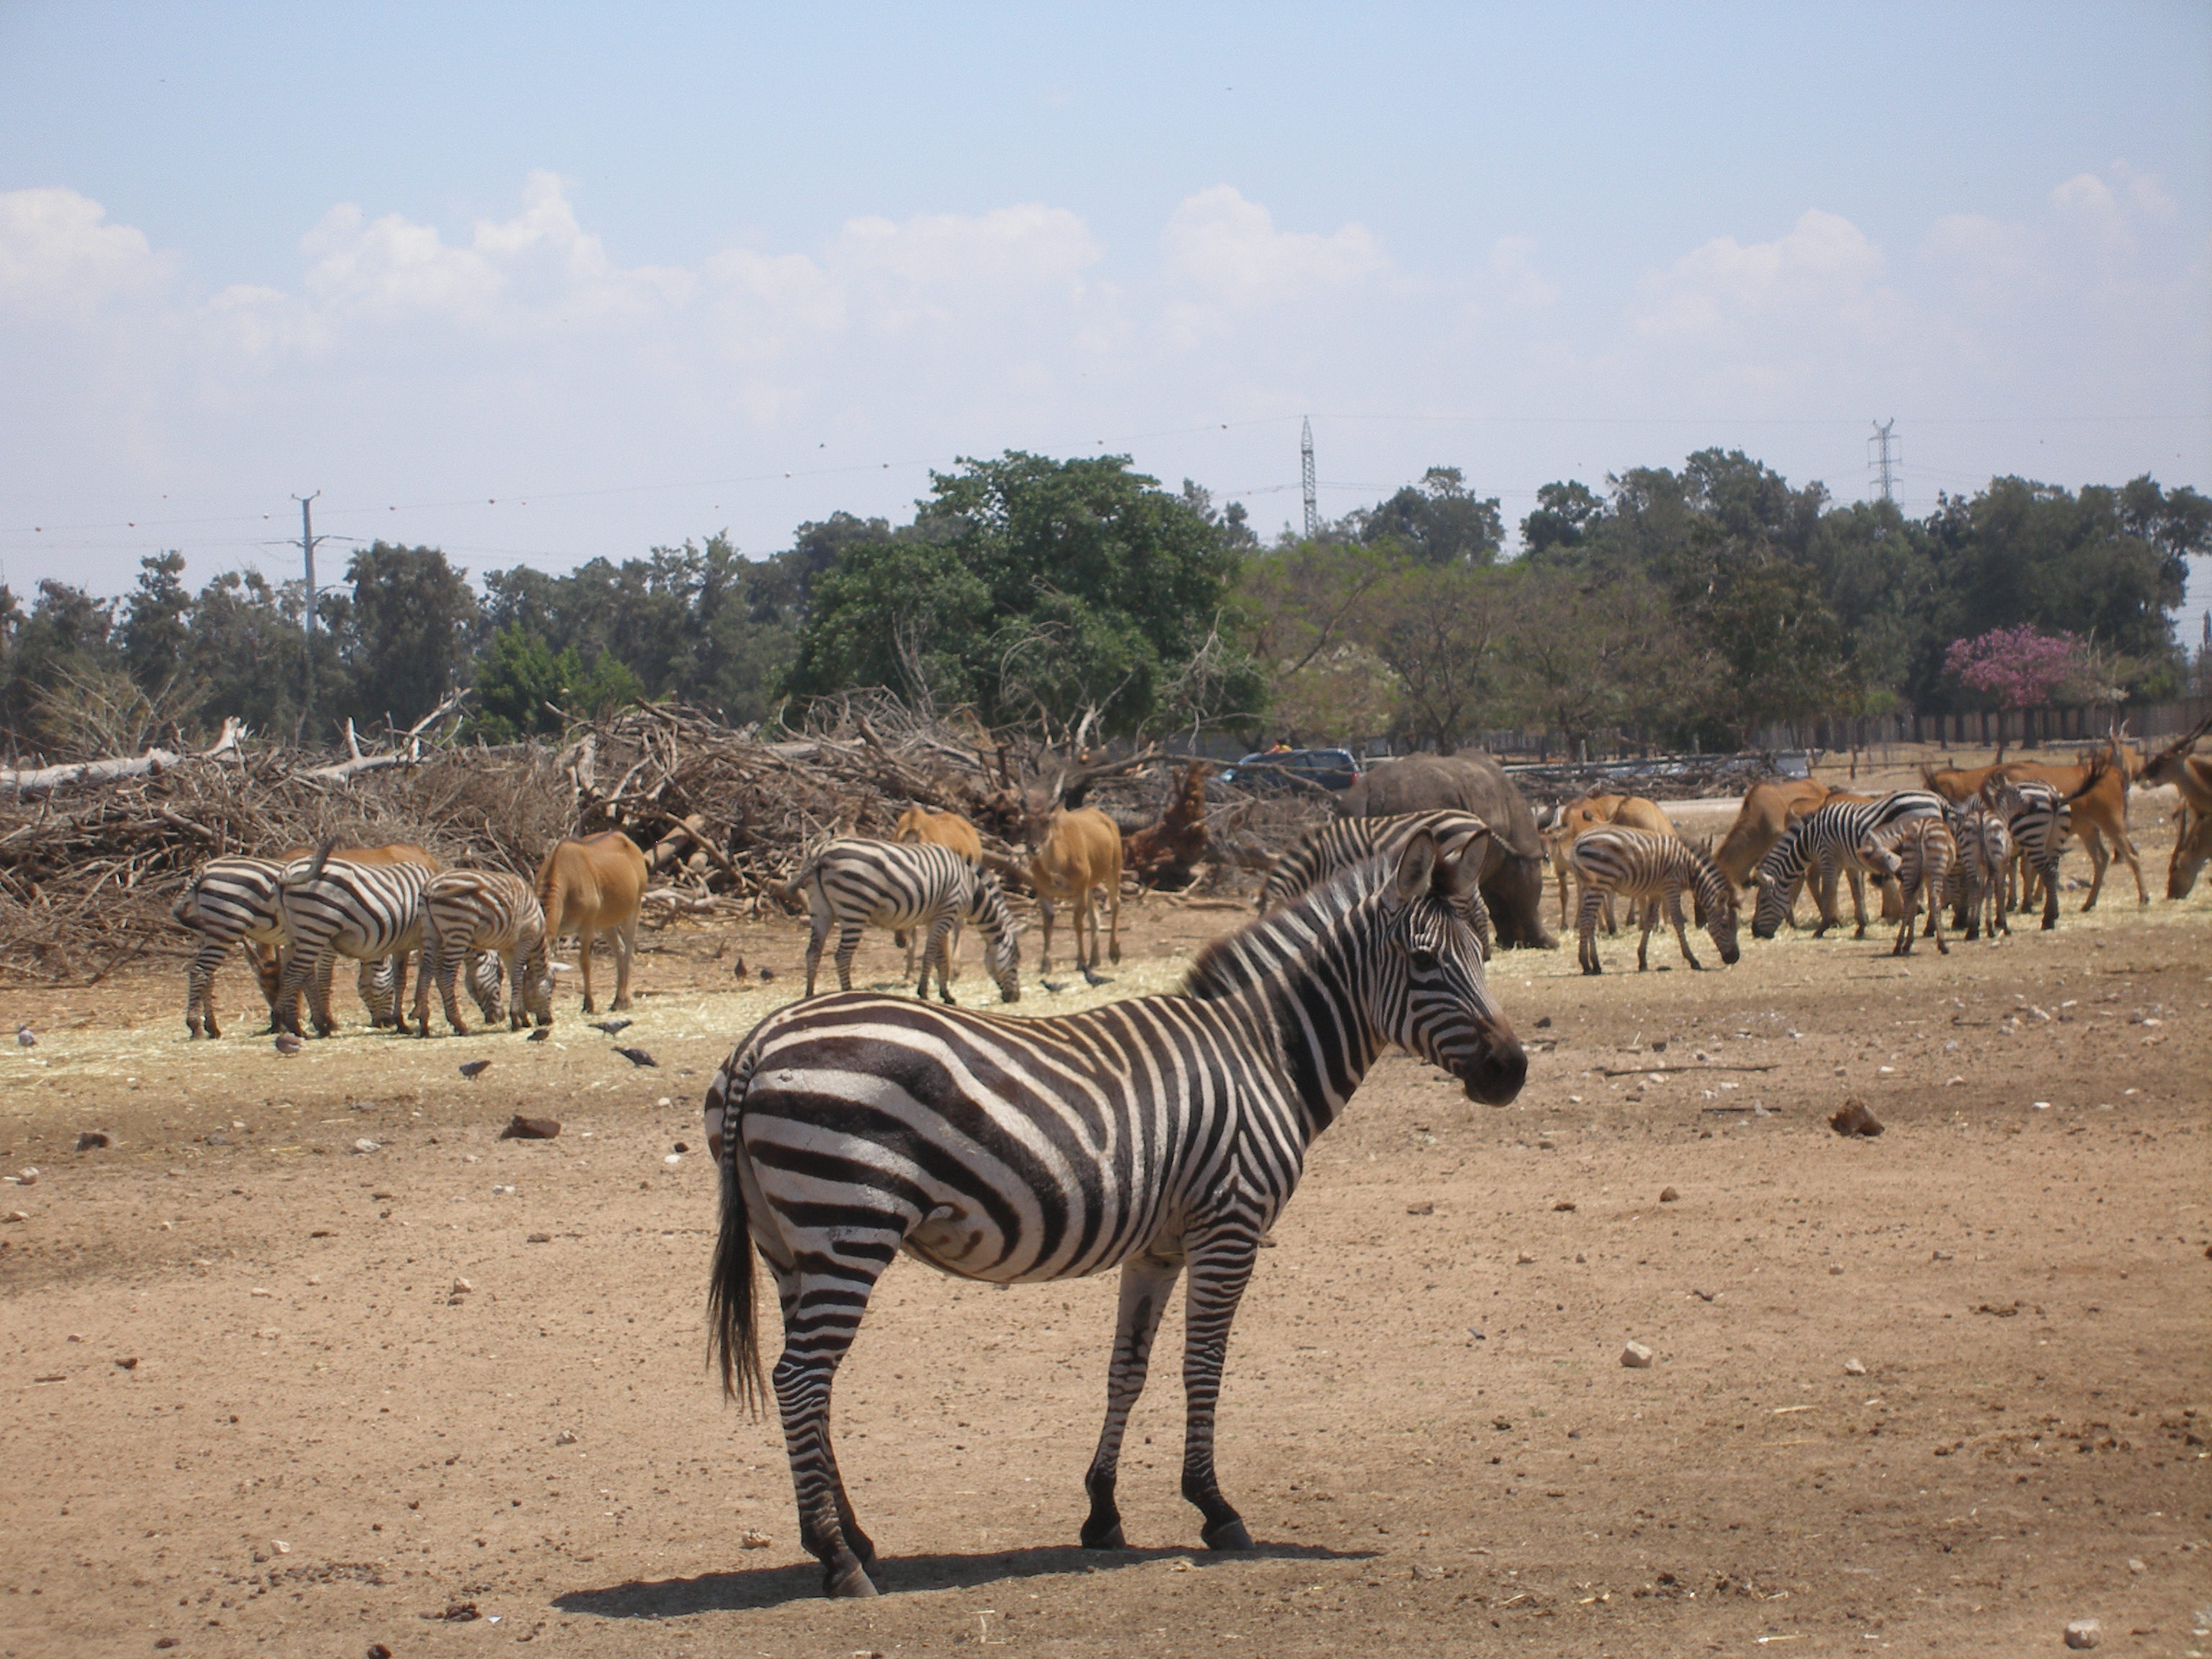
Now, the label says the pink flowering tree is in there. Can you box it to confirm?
[1943,625,2078,754]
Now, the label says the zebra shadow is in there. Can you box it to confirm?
[553,1539,1377,1615]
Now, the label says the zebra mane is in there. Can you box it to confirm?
[1182,858,1384,1002]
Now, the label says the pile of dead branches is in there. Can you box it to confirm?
[1502,751,1796,804]
[0,688,1332,984]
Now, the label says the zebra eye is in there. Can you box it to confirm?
[1408,946,1439,971]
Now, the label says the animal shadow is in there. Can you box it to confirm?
[554,1539,1375,1616]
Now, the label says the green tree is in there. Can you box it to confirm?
[336,543,479,731]
[117,552,194,696]
[788,451,1258,734]
[1363,562,1511,752]
[1359,467,1504,566]
[182,569,308,740]
[1519,480,1606,558]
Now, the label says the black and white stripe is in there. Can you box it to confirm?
[1566,827,1740,974]
[413,871,552,1035]
[1862,817,1958,956]
[1750,791,1946,940]
[704,831,1525,1599]
[274,853,435,1037]
[171,856,295,1038]
[1259,809,1495,954]
[1941,804,2013,940]
[795,838,1021,1004]
[1980,776,2069,930]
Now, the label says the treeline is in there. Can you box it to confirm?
[2,449,2206,760]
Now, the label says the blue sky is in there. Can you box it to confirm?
[3,2,2208,638]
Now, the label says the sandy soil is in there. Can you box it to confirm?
[3,770,2208,1658]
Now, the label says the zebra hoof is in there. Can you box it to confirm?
[824,1558,881,1599]
[1080,1521,1128,1550]
[1202,1517,1255,1552]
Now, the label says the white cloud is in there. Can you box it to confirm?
[1635,209,1892,339]
[1161,185,1386,308]
[0,186,172,323]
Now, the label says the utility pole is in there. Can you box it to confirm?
[1300,417,1318,539]
[1868,419,1899,505]
[295,492,330,737]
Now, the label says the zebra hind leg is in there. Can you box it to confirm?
[765,1251,896,1597]
[1178,1220,1264,1551]
[1082,1255,1181,1550]
[1575,886,1604,975]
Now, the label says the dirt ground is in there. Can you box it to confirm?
[3,755,2209,1658]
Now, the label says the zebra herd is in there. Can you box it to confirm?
[173,842,560,1040]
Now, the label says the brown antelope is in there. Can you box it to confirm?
[2003,734,2148,909]
[1022,797,1123,984]
[2141,719,2212,898]
[535,830,649,1012]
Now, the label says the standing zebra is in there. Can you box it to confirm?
[1566,827,1740,974]
[1980,775,2070,930]
[792,838,1021,1004]
[171,855,410,1036]
[1862,817,1958,956]
[1750,791,1946,940]
[1943,804,2013,940]
[1259,809,1496,954]
[705,831,1525,1599]
[413,871,554,1035]
[171,856,296,1038]
[274,850,437,1037]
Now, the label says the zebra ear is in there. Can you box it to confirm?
[1434,827,1488,901]
[1393,832,1439,904]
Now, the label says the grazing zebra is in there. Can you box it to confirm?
[1750,791,1946,940]
[1980,776,2069,930]
[1259,809,1496,955]
[793,838,1021,1004]
[1566,827,1740,974]
[1862,817,1957,956]
[704,831,1525,1599]
[171,857,292,1038]
[171,855,418,1036]
[413,871,553,1035]
[274,850,437,1037]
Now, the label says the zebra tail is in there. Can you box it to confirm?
[295,836,339,886]
[706,1064,768,1416]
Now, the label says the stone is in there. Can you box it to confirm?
[554,1429,577,1446]
[1515,1251,1536,1265]
[351,1138,381,1154]
[1658,1187,1680,1203]
[526,1232,553,1244]
[2064,1619,2101,1649]
[1830,1098,1884,1137]
[1406,1201,1434,1215]
[740,1529,773,1549]
[451,1277,474,1295]
[501,1115,562,1140]
[1843,1357,1867,1376]
[15,1168,37,1186]
[1552,1200,1576,1212]
[1621,1341,1655,1369]
[75,1130,113,1151]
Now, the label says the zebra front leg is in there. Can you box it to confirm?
[1666,889,1701,971]
[1635,899,1658,971]
[1082,1254,1181,1550]
[1179,1220,1263,1551]
[2041,855,2062,930]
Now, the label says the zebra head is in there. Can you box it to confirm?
[1694,865,1743,967]
[968,873,1022,1004]
[1374,832,1526,1106]
[1748,832,1803,940]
